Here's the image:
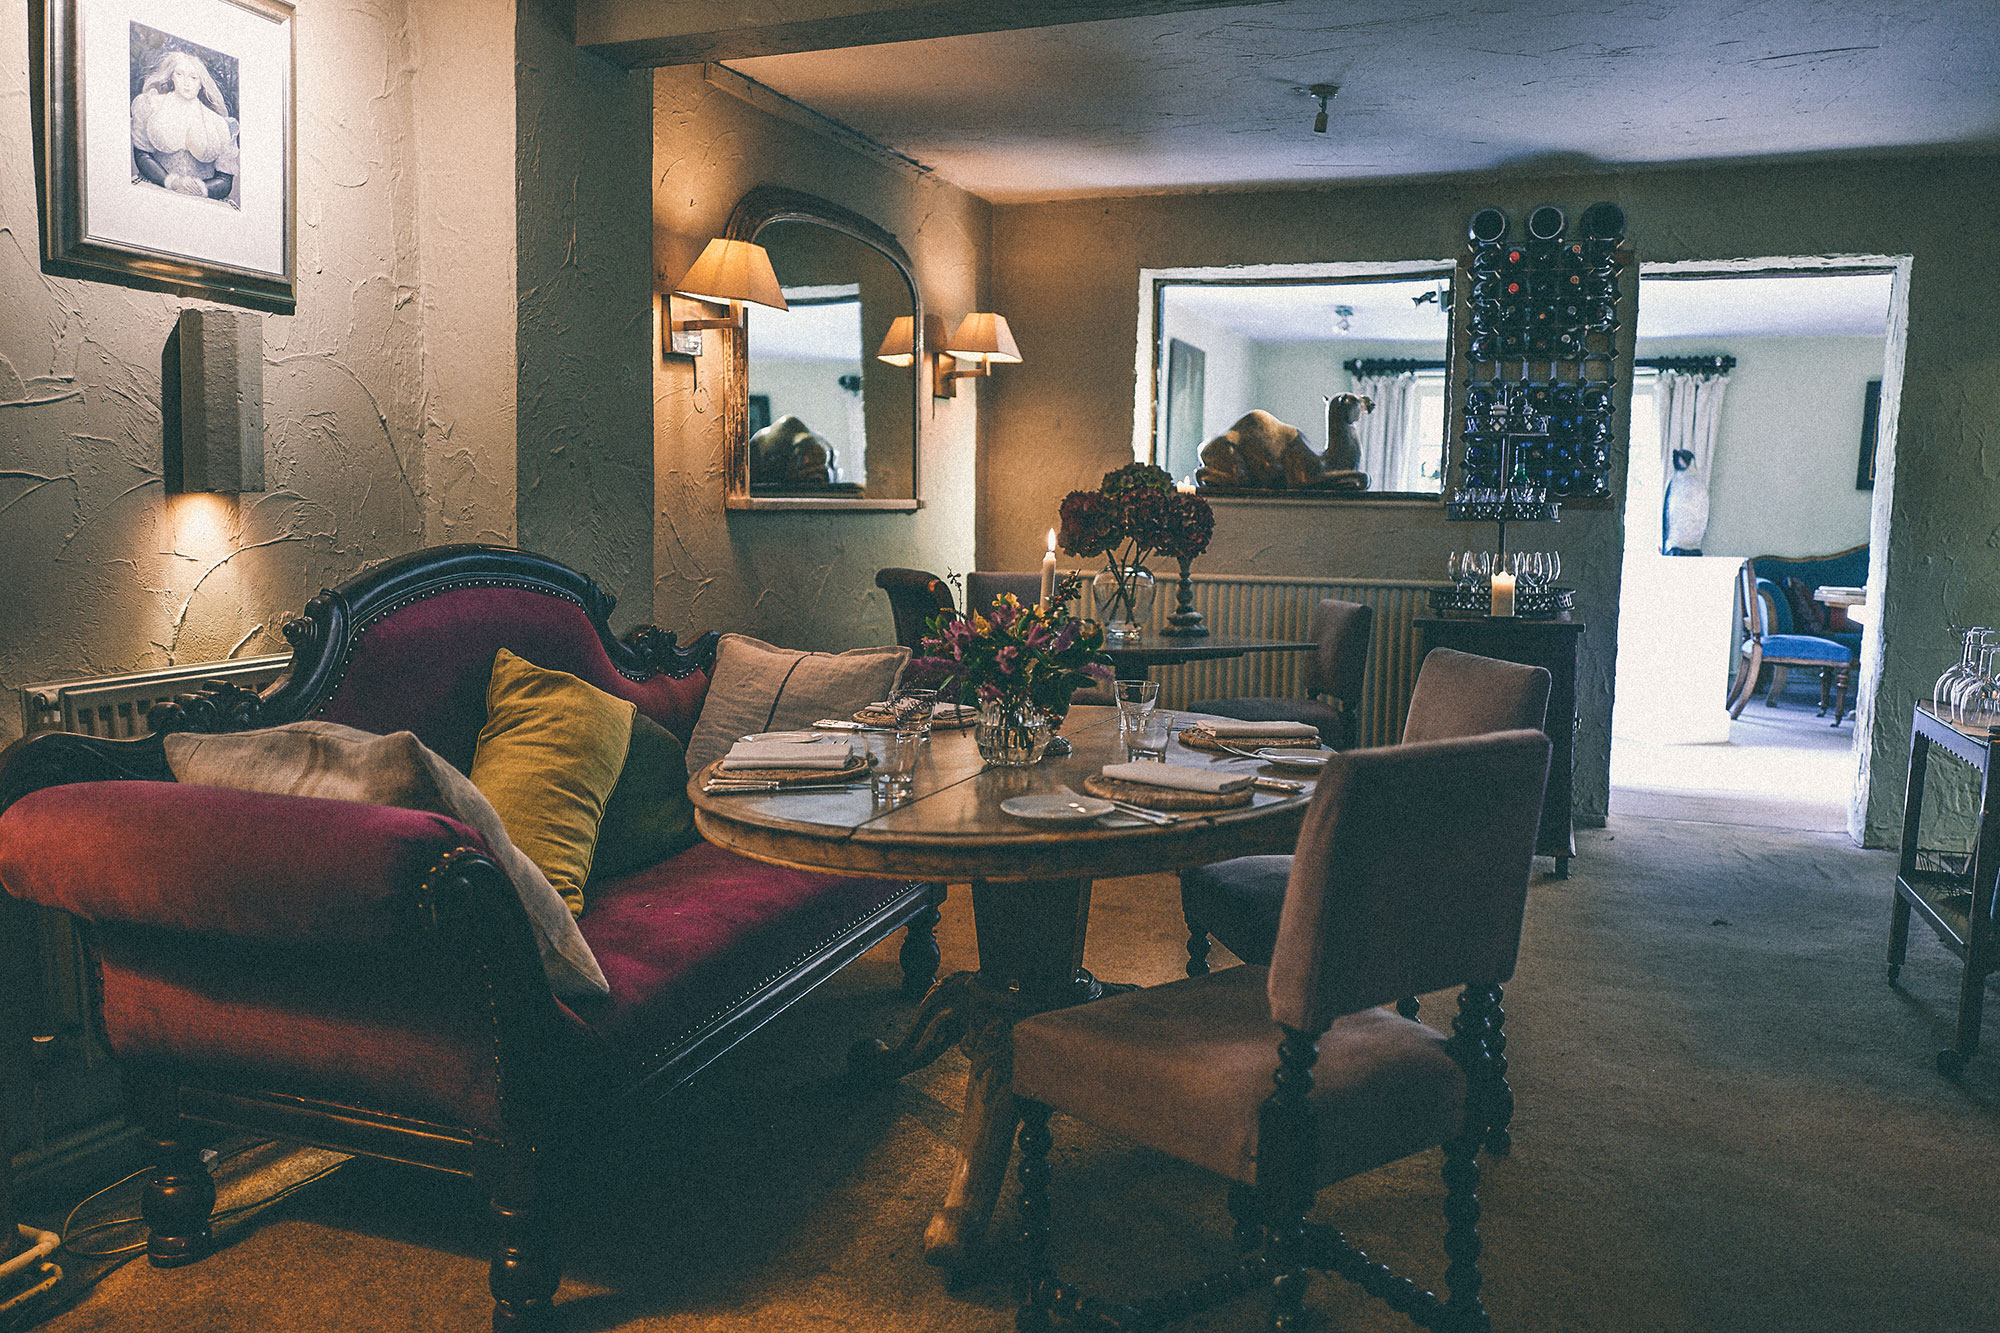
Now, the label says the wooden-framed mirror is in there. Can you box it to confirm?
[719,187,922,511]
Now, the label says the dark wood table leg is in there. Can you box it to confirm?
[924,876,1093,1270]
[0,1102,18,1266]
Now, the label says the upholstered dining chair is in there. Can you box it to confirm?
[1725,561,1857,722]
[875,567,957,654]
[1013,730,1551,1333]
[1193,598,1374,749]
[1180,647,1550,1153]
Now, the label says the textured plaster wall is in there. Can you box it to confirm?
[988,157,2000,844]
[517,0,654,628]
[0,0,516,749]
[650,68,985,649]
[1632,335,1882,561]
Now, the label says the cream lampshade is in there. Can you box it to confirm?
[944,312,1022,364]
[876,315,916,367]
[675,239,788,310]
[935,312,1022,397]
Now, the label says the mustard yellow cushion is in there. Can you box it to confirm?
[469,649,636,916]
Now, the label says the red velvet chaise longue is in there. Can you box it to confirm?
[0,545,941,1328]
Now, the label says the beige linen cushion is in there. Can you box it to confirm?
[163,721,609,999]
[685,634,909,772]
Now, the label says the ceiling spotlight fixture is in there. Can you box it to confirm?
[1333,304,1353,333]
[1301,82,1339,134]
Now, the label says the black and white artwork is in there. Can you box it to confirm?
[129,24,242,208]
[34,0,295,312]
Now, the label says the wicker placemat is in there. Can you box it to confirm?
[708,754,871,784]
[1083,773,1255,811]
[854,707,978,731]
[1178,728,1322,754]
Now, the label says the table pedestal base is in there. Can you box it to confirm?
[854,877,1100,1271]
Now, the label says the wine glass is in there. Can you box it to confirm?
[1949,633,1995,722]
[1959,642,2000,729]
[1936,626,1979,714]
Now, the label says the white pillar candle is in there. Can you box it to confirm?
[1177,476,1196,494]
[1490,570,1517,618]
[1039,528,1058,610]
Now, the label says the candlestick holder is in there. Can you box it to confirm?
[1161,558,1209,637]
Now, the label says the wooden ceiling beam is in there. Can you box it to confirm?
[575,0,1278,68]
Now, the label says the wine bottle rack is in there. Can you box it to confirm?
[1453,203,1630,509]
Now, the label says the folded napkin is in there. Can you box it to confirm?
[1100,762,1255,795]
[1190,719,1320,739]
[720,739,857,771]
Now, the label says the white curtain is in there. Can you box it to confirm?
[1349,372,1422,491]
[1656,369,1729,554]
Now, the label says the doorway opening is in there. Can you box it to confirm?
[1609,263,1905,835]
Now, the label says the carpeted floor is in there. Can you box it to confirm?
[16,815,2000,1332]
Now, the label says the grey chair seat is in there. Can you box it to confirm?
[1190,695,1345,736]
[1178,855,1291,966]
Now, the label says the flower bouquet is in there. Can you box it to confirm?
[1059,463,1214,641]
[909,579,1111,765]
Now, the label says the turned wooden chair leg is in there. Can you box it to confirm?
[1016,1102,1056,1332]
[126,1068,214,1269]
[1728,644,1763,719]
[1765,663,1789,707]
[1259,1029,1319,1331]
[486,1155,560,1331]
[1183,898,1213,978]
[899,883,946,1000]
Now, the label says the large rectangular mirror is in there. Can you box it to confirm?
[722,188,921,510]
[1146,269,1454,496]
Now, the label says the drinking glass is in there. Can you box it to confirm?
[1951,634,1996,722]
[889,686,938,742]
[1114,678,1160,743]
[870,730,919,801]
[1936,626,1981,714]
[1126,711,1171,762]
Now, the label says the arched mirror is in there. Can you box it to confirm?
[721,188,921,510]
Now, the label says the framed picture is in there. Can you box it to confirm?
[31,0,296,313]
[1856,378,1882,490]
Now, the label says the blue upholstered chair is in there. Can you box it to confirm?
[1726,562,1858,722]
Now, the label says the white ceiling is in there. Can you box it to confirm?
[727,0,2000,202]
[1634,271,1893,340]
[748,299,863,362]
[1168,276,1452,343]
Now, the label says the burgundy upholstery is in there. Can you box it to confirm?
[575,841,912,1059]
[1013,965,1462,1187]
[0,782,483,945]
[1268,731,1550,1032]
[313,586,709,770]
[89,930,604,1135]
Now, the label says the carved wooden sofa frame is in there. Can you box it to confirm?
[0,545,942,1329]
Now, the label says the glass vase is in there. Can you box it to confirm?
[1091,564,1157,644]
[975,699,1053,766]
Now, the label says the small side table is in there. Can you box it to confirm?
[1417,614,1585,877]
[1889,702,2000,1077]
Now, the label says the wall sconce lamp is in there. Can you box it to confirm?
[875,313,947,369]
[163,308,265,494]
[934,312,1021,398]
[663,238,788,358]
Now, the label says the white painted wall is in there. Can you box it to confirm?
[1155,305,1251,480]
[1636,334,1883,559]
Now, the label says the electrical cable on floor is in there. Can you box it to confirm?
[58,1143,347,1260]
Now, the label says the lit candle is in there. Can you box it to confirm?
[1177,475,1196,494]
[1039,528,1058,610]
[1490,570,1516,618]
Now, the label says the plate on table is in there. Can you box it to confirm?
[1253,747,1335,771]
[1000,794,1116,825]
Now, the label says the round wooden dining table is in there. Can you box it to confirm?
[690,704,1318,1270]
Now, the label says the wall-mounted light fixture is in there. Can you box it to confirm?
[663,238,787,358]
[934,312,1022,398]
[876,313,946,371]
[164,308,264,494]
